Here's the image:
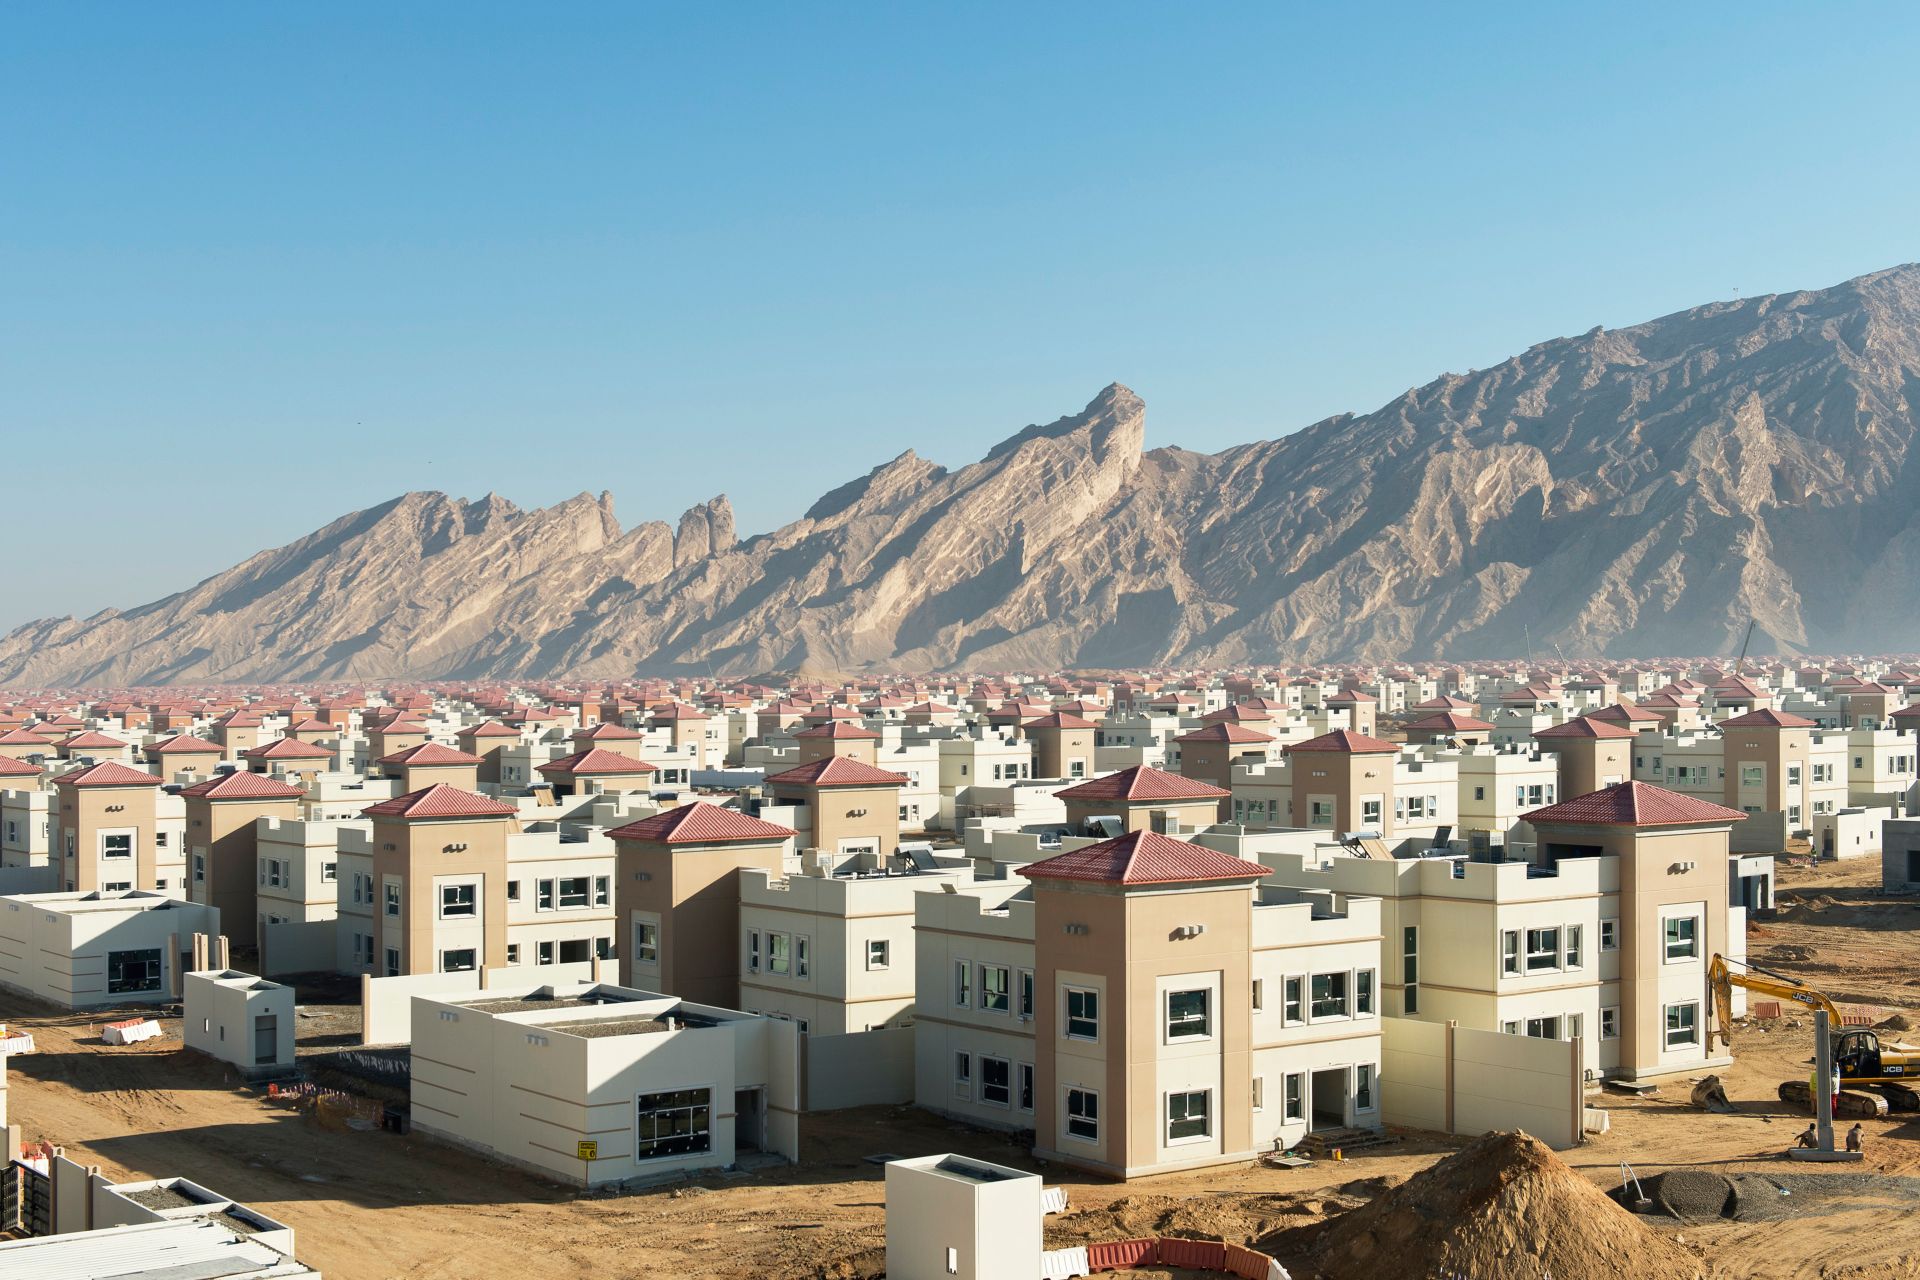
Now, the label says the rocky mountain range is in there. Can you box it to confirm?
[8,264,1920,686]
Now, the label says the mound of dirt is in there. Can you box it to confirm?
[1876,1013,1913,1032]
[1311,1131,1701,1280]
[1047,1192,1320,1250]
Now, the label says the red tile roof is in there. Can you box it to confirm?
[361,784,519,820]
[537,747,658,776]
[1054,765,1231,803]
[245,737,334,760]
[1588,702,1662,723]
[575,722,644,740]
[1405,711,1496,733]
[1524,781,1746,827]
[1716,708,1817,729]
[1328,689,1377,703]
[1533,716,1636,740]
[1018,829,1268,886]
[1286,729,1401,754]
[1174,722,1276,744]
[1021,712,1097,731]
[0,756,40,777]
[52,760,163,789]
[793,721,882,740]
[377,742,484,767]
[180,772,305,801]
[648,703,709,721]
[0,728,53,745]
[1199,704,1273,725]
[607,801,795,845]
[288,717,335,734]
[765,756,911,788]
[59,730,127,749]
[459,720,523,739]
[1890,703,1920,721]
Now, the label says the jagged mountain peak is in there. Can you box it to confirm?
[8,266,1920,683]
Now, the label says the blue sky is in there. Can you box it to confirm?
[4,4,1917,628]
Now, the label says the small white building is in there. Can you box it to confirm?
[409,982,800,1187]
[885,1153,1041,1280]
[184,969,296,1078]
[0,891,219,1009]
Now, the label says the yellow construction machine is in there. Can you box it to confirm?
[1708,954,1920,1115]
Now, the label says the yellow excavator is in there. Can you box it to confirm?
[1709,954,1920,1115]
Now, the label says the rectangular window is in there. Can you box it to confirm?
[1284,1073,1304,1122]
[506,942,520,965]
[194,853,206,883]
[769,932,791,975]
[953,1051,971,1098]
[1403,926,1418,1013]
[440,883,476,919]
[106,948,162,994]
[385,883,400,917]
[1283,975,1304,1024]
[953,960,972,1007]
[1310,971,1349,1019]
[1167,988,1211,1039]
[635,921,660,963]
[1600,1006,1620,1040]
[594,875,610,906]
[537,879,556,910]
[1356,969,1375,1016]
[385,947,400,977]
[1787,764,1802,786]
[866,938,889,970]
[1309,800,1334,826]
[1665,1001,1700,1049]
[1599,918,1618,951]
[559,938,590,964]
[980,964,1011,1013]
[1501,930,1521,976]
[1355,1064,1375,1112]
[537,940,555,965]
[1018,1062,1035,1112]
[795,935,809,979]
[1018,968,1036,1020]
[557,876,591,908]
[1166,1089,1210,1141]
[1664,915,1698,961]
[440,948,476,973]
[1065,1088,1099,1141]
[1065,986,1099,1040]
[322,861,337,882]
[636,1088,711,1161]
[747,929,760,972]
[102,833,133,859]
[1361,798,1382,826]
[980,1056,1010,1106]
[1524,1015,1561,1039]
[1525,927,1561,972]
[1251,977,1265,1013]
[1565,924,1583,969]
[1252,1076,1265,1111]
[506,879,521,901]
[1741,764,1764,787]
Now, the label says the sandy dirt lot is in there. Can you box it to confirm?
[6,854,1920,1279]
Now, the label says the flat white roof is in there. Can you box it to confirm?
[0,1216,314,1278]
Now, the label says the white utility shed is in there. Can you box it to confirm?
[885,1153,1042,1280]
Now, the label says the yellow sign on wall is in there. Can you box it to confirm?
[577,1140,598,1161]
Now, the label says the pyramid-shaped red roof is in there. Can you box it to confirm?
[793,721,882,740]
[246,737,334,760]
[607,801,795,845]
[1054,764,1231,802]
[765,756,910,788]
[180,772,305,801]
[53,760,163,789]
[1588,702,1661,723]
[1534,717,1636,740]
[1287,729,1400,754]
[0,756,41,777]
[1174,722,1276,744]
[575,722,643,740]
[537,747,657,776]
[361,783,519,820]
[0,728,53,745]
[459,720,523,739]
[1524,781,1746,827]
[1018,829,1267,886]
[1405,711,1496,733]
[1021,712,1098,731]
[1716,708,1817,729]
[378,742,484,767]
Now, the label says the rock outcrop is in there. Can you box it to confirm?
[9,264,1920,684]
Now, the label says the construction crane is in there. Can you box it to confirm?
[1708,954,1920,1115]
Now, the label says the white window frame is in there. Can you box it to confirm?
[1664,1001,1700,1049]
[1064,986,1099,1041]
[1165,1089,1211,1144]
[1166,988,1211,1041]
[1064,1087,1098,1142]
[865,938,889,970]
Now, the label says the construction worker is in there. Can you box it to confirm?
[1795,1123,1818,1149]
[1847,1123,1864,1154]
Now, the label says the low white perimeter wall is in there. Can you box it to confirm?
[362,961,597,1045]
[1380,1016,1582,1149]
[805,1025,915,1111]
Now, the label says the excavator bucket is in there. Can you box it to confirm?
[1691,1075,1735,1113]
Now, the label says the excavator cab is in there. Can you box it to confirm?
[1835,1029,1883,1081]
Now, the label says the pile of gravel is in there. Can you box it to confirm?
[1636,1170,1734,1221]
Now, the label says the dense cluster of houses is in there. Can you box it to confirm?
[2,656,1914,1182]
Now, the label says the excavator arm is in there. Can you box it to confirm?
[1708,954,1840,1048]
